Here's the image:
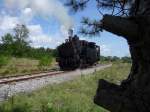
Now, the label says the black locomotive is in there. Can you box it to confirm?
[56,31,100,70]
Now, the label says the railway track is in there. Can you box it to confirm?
[0,69,59,79]
[0,64,112,102]
[0,64,111,85]
[0,70,66,84]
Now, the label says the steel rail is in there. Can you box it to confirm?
[0,71,67,84]
[0,69,59,79]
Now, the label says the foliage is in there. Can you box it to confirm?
[0,55,10,68]
[100,56,120,62]
[0,24,56,60]
[0,96,32,112]
[66,0,135,35]
[39,55,53,66]
[121,56,132,63]
[0,24,30,57]
[1,33,14,45]
[66,0,132,16]
[51,49,58,57]
[13,24,29,46]
[100,56,131,63]
[0,63,131,112]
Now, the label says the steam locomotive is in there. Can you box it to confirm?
[56,30,100,70]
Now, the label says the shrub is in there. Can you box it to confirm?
[0,55,10,67]
[121,56,132,63]
[39,55,53,67]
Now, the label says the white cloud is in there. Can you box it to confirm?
[23,8,32,15]
[0,15,54,48]
[0,15,20,31]
[30,35,52,48]
[28,25,42,35]
[21,8,33,23]
[5,0,29,9]
[28,25,52,48]
[4,0,74,30]
[101,44,112,56]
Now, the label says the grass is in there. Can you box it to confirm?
[0,55,10,68]
[0,57,56,77]
[0,57,39,77]
[0,62,131,112]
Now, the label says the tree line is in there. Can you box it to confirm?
[0,24,56,59]
[100,56,131,63]
[0,24,57,67]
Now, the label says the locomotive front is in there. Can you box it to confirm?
[56,30,100,70]
[57,34,81,70]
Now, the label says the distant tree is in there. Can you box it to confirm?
[101,56,120,62]
[53,50,58,57]
[13,24,30,57]
[1,33,14,45]
[121,56,132,63]
[0,25,56,60]
[0,33,14,55]
[13,24,29,46]
[111,56,120,62]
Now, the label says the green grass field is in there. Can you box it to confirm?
[0,63,131,112]
[0,57,56,77]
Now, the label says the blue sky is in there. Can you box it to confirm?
[0,0,130,57]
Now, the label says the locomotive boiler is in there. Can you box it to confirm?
[56,30,100,70]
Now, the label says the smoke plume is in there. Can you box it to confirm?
[4,0,74,31]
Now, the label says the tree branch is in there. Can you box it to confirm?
[101,15,138,40]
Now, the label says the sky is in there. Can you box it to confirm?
[0,0,130,57]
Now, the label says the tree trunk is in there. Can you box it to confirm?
[94,1,150,111]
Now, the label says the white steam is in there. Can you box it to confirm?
[4,0,73,31]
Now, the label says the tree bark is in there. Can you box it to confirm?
[102,15,138,40]
[94,2,150,111]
